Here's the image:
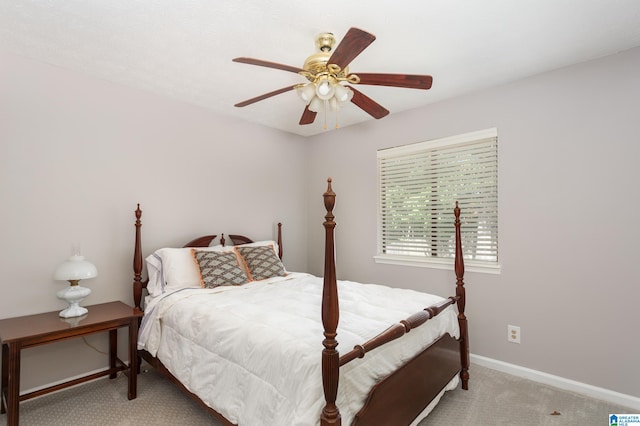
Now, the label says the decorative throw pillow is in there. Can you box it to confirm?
[193,250,249,288]
[235,245,286,281]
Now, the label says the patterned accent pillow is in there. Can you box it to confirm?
[235,245,286,281]
[193,250,249,288]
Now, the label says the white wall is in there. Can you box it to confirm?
[0,50,308,390]
[306,47,640,398]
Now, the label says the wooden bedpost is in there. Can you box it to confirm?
[321,178,341,426]
[454,202,470,390]
[277,222,283,260]
[133,204,144,312]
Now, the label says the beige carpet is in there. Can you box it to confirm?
[2,364,634,425]
[421,365,633,426]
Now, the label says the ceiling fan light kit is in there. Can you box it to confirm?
[232,27,433,130]
[297,75,354,112]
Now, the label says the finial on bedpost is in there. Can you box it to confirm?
[454,201,470,390]
[321,177,341,425]
[133,204,143,312]
[324,178,335,220]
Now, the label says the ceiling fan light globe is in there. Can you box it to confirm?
[308,96,323,112]
[334,84,353,103]
[296,83,316,104]
[315,79,335,100]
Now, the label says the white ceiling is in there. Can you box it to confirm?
[2,1,640,137]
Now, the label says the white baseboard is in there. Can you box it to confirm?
[470,354,640,411]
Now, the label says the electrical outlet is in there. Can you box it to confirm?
[508,325,521,344]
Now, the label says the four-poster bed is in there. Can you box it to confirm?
[132,178,469,425]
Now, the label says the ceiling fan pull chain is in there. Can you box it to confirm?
[323,100,328,130]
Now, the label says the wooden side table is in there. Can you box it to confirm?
[0,301,143,425]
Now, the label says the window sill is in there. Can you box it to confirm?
[373,254,501,274]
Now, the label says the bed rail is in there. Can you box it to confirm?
[339,296,459,367]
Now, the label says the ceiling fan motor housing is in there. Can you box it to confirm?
[302,32,349,81]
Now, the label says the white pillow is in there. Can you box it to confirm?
[148,245,237,295]
[157,248,202,292]
[145,252,163,298]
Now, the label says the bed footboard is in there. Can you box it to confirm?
[352,334,460,426]
[319,179,469,425]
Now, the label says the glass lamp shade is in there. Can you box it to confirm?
[53,255,98,281]
[296,83,316,104]
[315,78,336,100]
[54,255,97,318]
[333,84,353,103]
[308,96,324,113]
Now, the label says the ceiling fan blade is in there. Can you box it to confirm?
[328,27,376,70]
[234,85,298,107]
[299,106,317,125]
[348,86,389,119]
[356,73,433,90]
[233,57,306,74]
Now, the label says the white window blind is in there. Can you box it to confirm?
[376,128,498,271]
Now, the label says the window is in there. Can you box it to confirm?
[375,128,499,273]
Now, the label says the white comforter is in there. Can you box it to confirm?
[138,273,459,426]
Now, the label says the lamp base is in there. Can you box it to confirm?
[57,285,91,318]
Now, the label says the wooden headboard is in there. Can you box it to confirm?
[132,204,282,311]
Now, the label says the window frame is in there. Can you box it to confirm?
[375,128,501,274]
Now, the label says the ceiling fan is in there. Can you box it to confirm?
[232,27,433,127]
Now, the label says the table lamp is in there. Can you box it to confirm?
[53,254,98,318]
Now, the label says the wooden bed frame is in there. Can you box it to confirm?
[132,178,469,426]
